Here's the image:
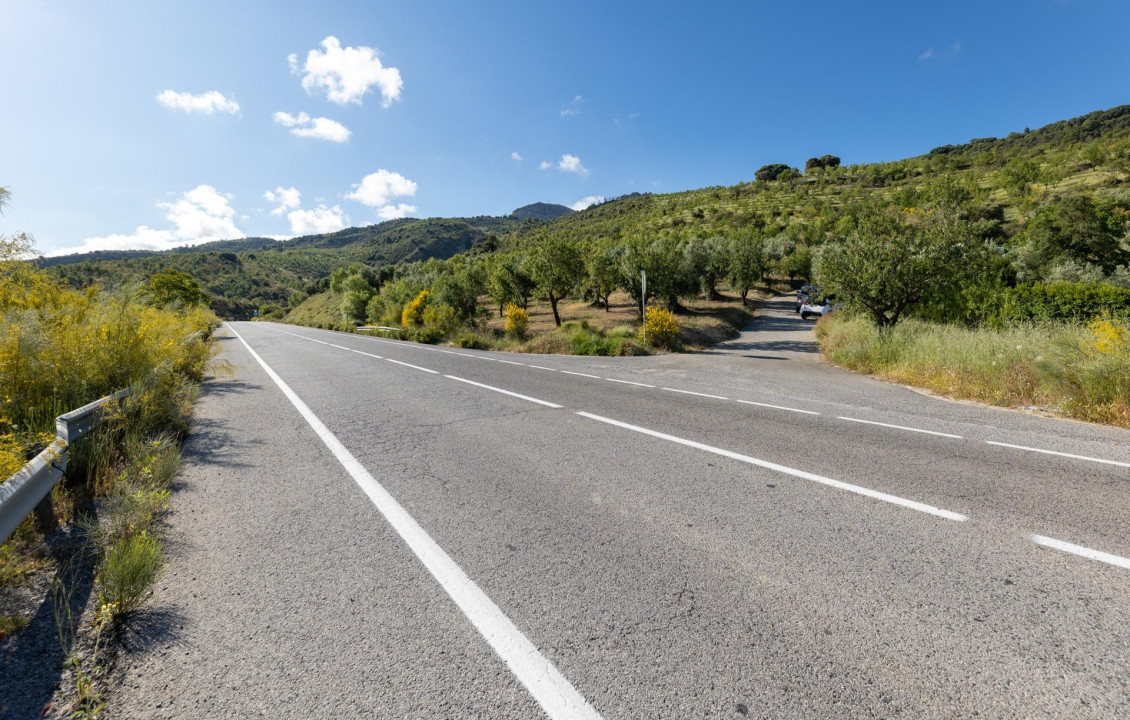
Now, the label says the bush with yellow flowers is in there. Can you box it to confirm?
[639,306,681,349]
[504,303,529,339]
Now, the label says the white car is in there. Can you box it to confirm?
[800,301,838,320]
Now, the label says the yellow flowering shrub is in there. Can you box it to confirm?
[401,290,429,328]
[503,304,529,339]
[640,306,680,349]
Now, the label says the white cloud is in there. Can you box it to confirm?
[561,95,585,117]
[52,185,244,256]
[539,161,552,170]
[918,42,962,62]
[273,111,351,142]
[288,205,348,234]
[346,169,417,207]
[511,151,523,162]
[558,154,589,177]
[570,195,605,211]
[290,36,403,107]
[376,203,418,221]
[156,90,240,114]
[264,186,301,216]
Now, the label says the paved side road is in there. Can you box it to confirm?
[100,319,1130,719]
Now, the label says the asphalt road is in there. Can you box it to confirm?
[107,297,1130,719]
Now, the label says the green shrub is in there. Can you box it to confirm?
[457,333,490,349]
[98,532,162,614]
[1000,282,1130,323]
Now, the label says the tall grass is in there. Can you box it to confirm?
[816,314,1130,426]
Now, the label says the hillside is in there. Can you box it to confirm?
[511,202,573,221]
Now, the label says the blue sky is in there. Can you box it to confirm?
[2,0,1128,256]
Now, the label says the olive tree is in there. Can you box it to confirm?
[526,234,584,326]
[815,209,980,328]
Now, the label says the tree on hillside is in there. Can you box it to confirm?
[727,232,764,303]
[1016,195,1128,279]
[804,155,841,172]
[584,242,621,311]
[485,255,521,316]
[526,234,583,326]
[145,269,209,309]
[621,234,687,314]
[755,164,793,182]
[815,209,981,328]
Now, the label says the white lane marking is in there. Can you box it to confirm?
[498,360,527,366]
[386,358,440,375]
[606,378,655,388]
[837,416,962,439]
[349,349,384,360]
[329,343,351,350]
[528,365,558,371]
[226,326,602,720]
[576,411,968,522]
[445,375,563,408]
[985,441,1130,468]
[1031,535,1130,570]
[734,399,820,416]
[561,370,601,379]
[662,387,728,401]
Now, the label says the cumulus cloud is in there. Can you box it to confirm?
[51,185,244,256]
[561,95,585,117]
[346,169,417,207]
[570,195,605,211]
[557,154,589,177]
[272,111,351,142]
[156,90,240,114]
[375,203,418,221]
[539,161,552,170]
[511,151,523,162]
[289,36,403,107]
[264,186,302,216]
[288,205,348,234]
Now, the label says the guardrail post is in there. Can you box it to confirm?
[33,493,55,534]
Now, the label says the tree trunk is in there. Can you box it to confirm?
[550,294,562,327]
[498,303,504,318]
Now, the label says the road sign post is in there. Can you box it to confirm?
[640,270,647,341]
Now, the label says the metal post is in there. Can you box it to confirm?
[641,269,647,341]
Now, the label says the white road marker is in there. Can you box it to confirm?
[226,326,602,720]
[986,441,1130,468]
[386,358,440,374]
[1031,534,1130,570]
[349,350,384,360]
[329,343,351,350]
[445,375,563,408]
[733,399,820,415]
[576,411,968,522]
[837,416,962,439]
[662,388,728,401]
[498,360,527,366]
[528,365,558,371]
[561,370,601,379]
[606,378,656,388]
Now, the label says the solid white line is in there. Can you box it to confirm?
[985,441,1130,468]
[576,411,967,522]
[226,326,602,720]
[1031,534,1130,570]
[561,370,601,379]
[445,375,563,408]
[528,365,557,371]
[837,416,962,439]
[662,387,728,400]
[606,378,656,388]
[386,358,440,374]
[733,399,820,416]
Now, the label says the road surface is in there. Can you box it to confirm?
[104,299,1130,719]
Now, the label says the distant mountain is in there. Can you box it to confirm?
[511,202,573,221]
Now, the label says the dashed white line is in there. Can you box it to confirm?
[733,399,820,415]
[350,349,384,359]
[985,441,1130,468]
[561,370,602,379]
[386,358,440,374]
[227,325,602,720]
[1031,534,1130,570]
[837,416,962,439]
[606,378,656,388]
[528,365,558,371]
[498,360,527,366]
[445,375,563,408]
[662,387,728,400]
[576,411,968,522]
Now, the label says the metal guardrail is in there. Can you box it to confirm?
[0,329,207,544]
[0,388,129,543]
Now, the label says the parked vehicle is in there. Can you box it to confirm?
[800,294,838,320]
[795,284,818,313]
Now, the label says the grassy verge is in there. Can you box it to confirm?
[815,314,1130,426]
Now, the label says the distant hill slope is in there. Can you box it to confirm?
[511,202,573,221]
